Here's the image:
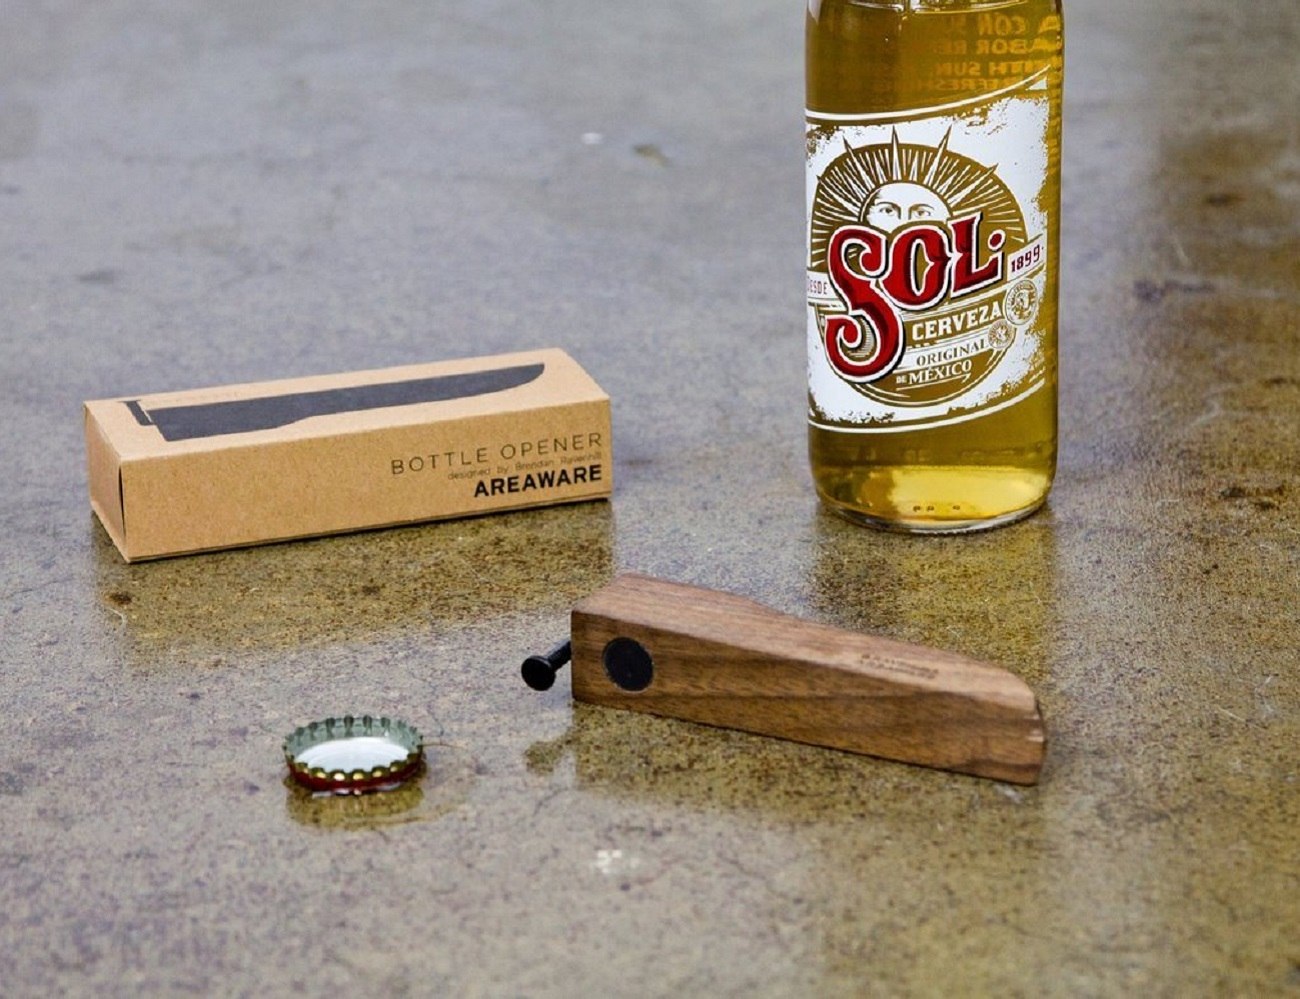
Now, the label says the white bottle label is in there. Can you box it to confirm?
[806,70,1052,432]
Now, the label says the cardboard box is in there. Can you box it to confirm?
[85,349,612,561]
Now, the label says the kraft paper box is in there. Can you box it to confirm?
[84,349,612,561]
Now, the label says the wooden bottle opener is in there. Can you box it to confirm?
[550,574,1045,785]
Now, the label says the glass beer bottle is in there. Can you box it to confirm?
[806,0,1063,531]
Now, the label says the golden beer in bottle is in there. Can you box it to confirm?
[806,0,1063,531]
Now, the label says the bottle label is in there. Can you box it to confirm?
[806,70,1051,433]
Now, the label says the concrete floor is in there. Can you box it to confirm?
[2,0,1298,994]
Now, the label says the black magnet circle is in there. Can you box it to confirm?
[602,637,654,692]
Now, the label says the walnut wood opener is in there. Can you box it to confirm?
[525,574,1045,785]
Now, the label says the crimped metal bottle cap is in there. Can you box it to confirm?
[283,715,424,793]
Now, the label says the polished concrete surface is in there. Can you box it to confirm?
[2,0,1298,994]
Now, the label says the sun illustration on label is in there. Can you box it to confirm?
[809,128,1026,270]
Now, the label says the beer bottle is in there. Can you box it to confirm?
[806,0,1063,531]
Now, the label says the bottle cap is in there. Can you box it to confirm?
[283,715,424,793]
